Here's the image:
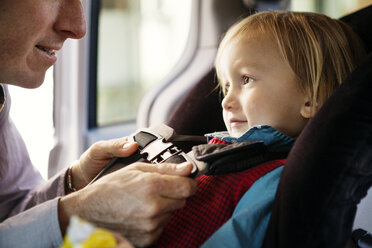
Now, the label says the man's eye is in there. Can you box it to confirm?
[242,76,254,85]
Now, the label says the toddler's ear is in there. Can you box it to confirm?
[300,98,317,119]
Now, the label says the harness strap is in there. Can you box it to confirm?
[90,124,287,183]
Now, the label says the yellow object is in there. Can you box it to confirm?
[60,216,117,248]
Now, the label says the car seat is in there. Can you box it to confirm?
[165,3,372,248]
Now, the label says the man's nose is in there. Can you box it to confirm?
[54,0,87,40]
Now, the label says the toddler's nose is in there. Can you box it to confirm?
[222,91,238,111]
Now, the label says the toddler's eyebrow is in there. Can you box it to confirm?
[239,62,266,72]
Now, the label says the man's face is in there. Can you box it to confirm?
[0,0,86,88]
[220,35,310,138]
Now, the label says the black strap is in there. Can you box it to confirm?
[90,131,288,183]
[193,142,288,176]
[352,229,372,248]
[90,151,145,184]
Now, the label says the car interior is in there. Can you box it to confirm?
[39,0,371,246]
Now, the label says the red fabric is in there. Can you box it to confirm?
[153,158,286,247]
[208,137,231,145]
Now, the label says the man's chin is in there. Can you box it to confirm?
[11,73,46,89]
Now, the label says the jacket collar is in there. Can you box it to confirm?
[205,125,295,153]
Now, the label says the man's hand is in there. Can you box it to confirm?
[59,162,197,247]
[70,137,139,190]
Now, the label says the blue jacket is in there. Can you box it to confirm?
[202,125,294,248]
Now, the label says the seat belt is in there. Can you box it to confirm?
[90,124,287,184]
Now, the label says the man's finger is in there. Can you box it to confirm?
[128,162,194,177]
[156,174,197,199]
[120,163,197,199]
[90,138,139,159]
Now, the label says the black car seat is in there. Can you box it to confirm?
[262,5,372,248]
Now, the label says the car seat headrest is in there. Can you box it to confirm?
[341,5,372,53]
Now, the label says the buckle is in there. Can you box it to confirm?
[140,138,182,164]
[139,137,198,177]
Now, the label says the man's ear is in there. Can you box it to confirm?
[300,98,317,119]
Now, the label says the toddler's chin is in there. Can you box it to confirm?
[229,129,248,138]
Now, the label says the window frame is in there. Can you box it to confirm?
[88,0,100,129]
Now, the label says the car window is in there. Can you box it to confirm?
[95,0,192,126]
[291,0,372,17]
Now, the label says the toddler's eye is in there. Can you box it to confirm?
[242,76,254,85]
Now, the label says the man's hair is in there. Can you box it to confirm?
[215,11,366,113]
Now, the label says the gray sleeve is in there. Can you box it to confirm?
[10,170,67,216]
[9,169,67,217]
[0,84,68,220]
[0,198,63,248]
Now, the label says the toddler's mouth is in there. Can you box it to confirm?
[230,119,247,127]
